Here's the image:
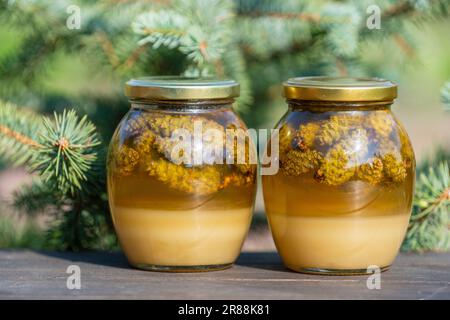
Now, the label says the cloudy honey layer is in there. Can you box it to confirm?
[268,214,410,271]
[111,206,252,267]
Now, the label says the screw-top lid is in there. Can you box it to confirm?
[283,76,397,102]
[125,76,240,101]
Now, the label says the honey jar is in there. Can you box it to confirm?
[262,77,415,275]
[107,77,256,272]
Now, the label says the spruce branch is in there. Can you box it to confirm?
[0,102,103,195]
[96,31,121,68]
[402,163,450,252]
[392,33,416,58]
[35,110,102,196]
[12,180,56,216]
[383,0,416,18]
[0,101,43,166]
[239,11,320,23]
[0,125,42,149]
[132,0,249,106]
[120,43,150,71]
[383,0,448,19]
[132,9,189,49]
[0,101,114,251]
[133,2,233,68]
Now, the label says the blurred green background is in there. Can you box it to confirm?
[0,0,448,250]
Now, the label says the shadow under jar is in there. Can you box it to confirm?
[262,77,415,275]
[107,77,257,272]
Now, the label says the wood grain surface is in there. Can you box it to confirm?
[0,250,449,299]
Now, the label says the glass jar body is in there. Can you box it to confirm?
[107,101,256,271]
[262,101,415,275]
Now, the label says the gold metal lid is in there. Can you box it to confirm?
[125,76,240,100]
[283,76,397,102]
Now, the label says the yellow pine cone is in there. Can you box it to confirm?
[147,114,223,137]
[315,146,355,186]
[118,114,256,192]
[297,122,320,150]
[123,114,149,134]
[281,149,323,176]
[337,113,364,127]
[115,146,140,176]
[227,134,255,180]
[316,114,361,145]
[382,153,407,183]
[225,124,256,175]
[134,130,156,155]
[357,157,384,185]
[365,111,394,138]
[225,125,255,180]
[134,129,192,165]
[146,157,222,195]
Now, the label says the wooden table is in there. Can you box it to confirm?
[0,250,449,299]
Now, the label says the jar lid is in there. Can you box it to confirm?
[283,76,397,102]
[125,76,240,100]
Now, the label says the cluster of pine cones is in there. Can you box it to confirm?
[112,113,255,195]
[278,111,414,186]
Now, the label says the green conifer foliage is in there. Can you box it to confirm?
[0,0,448,251]
[0,101,115,251]
[402,163,450,252]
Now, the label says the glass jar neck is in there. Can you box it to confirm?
[130,98,234,112]
[287,99,393,111]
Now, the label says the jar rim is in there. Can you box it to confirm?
[125,76,240,101]
[283,76,397,102]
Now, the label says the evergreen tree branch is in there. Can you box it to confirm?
[119,43,150,71]
[402,162,450,252]
[392,33,416,58]
[95,31,121,68]
[0,125,42,149]
[1,100,115,250]
[240,30,325,63]
[12,180,56,216]
[239,11,321,23]
[0,101,43,165]
[383,0,416,18]
[35,110,102,196]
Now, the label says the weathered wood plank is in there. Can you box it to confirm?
[0,250,449,299]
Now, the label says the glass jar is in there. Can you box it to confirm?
[262,77,415,275]
[107,77,257,272]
